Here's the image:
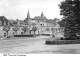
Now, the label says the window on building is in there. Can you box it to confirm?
[21,32,24,35]
[40,24,44,26]
[4,33,6,37]
[43,24,44,26]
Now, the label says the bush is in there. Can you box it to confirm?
[14,35,34,37]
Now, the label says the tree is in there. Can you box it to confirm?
[12,26,19,35]
[53,18,60,23]
[21,26,29,34]
[58,18,66,27]
[59,0,80,40]
[30,23,37,35]
[3,26,10,38]
[32,26,37,36]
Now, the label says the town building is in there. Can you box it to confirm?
[24,11,64,37]
[0,16,11,26]
[0,10,64,38]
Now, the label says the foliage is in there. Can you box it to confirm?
[12,26,19,32]
[31,26,37,36]
[3,26,10,32]
[21,26,29,33]
[32,26,37,32]
[58,19,65,27]
[59,0,80,39]
[3,26,10,38]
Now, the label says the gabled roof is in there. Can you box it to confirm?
[0,16,8,21]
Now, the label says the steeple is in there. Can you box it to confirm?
[25,10,30,24]
[27,10,30,19]
[41,11,44,17]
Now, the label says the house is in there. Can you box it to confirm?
[0,16,10,26]
[24,11,64,37]
[0,11,64,38]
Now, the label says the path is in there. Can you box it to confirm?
[0,37,80,54]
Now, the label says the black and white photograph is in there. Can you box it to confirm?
[0,0,80,56]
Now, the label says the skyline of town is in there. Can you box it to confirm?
[0,0,63,20]
[0,10,61,20]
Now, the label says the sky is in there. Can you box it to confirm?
[0,0,63,20]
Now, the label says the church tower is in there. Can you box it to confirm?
[27,10,30,19]
[41,11,44,17]
[40,11,47,21]
[25,10,30,25]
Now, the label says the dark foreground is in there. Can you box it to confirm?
[0,37,80,54]
[46,40,80,44]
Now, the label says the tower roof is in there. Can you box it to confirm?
[41,11,44,17]
[27,10,30,19]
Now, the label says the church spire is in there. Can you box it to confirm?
[27,10,30,19]
[41,11,44,17]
